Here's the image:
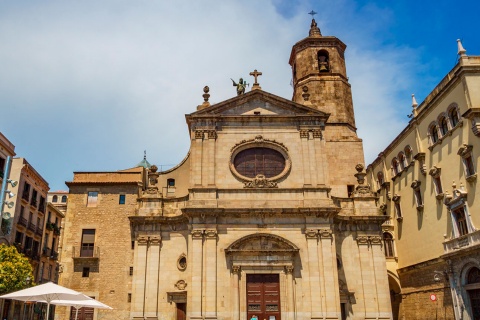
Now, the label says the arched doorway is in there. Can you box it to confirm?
[466,267,480,319]
[225,233,299,320]
[387,272,401,320]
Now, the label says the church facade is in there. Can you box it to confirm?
[58,20,392,320]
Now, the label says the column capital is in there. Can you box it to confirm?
[191,229,204,239]
[285,265,294,274]
[356,235,370,245]
[319,228,333,239]
[232,265,241,274]
[305,229,318,239]
[205,229,218,239]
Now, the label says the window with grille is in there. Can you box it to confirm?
[383,233,395,257]
[233,148,285,178]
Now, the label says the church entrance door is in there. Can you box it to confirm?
[176,302,186,320]
[247,274,281,320]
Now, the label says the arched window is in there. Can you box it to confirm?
[383,233,395,257]
[448,104,460,127]
[404,145,413,164]
[439,116,449,136]
[52,195,58,203]
[61,195,67,203]
[391,158,399,176]
[377,171,385,187]
[429,124,439,144]
[317,50,329,72]
[234,148,286,178]
[398,152,406,171]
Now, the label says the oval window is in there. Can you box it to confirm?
[233,148,286,178]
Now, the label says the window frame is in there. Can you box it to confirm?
[428,123,440,145]
[87,191,99,207]
[383,232,395,258]
[448,103,460,128]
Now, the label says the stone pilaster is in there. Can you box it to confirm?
[305,229,322,318]
[144,235,161,318]
[193,131,203,186]
[370,236,392,318]
[319,229,340,318]
[190,229,204,320]
[232,266,241,320]
[204,229,218,319]
[131,235,148,319]
[285,266,295,320]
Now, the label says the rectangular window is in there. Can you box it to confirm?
[131,240,135,250]
[87,191,98,207]
[81,229,95,257]
[414,189,423,207]
[22,183,31,201]
[128,293,132,303]
[31,189,38,207]
[129,266,134,276]
[453,207,469,237]
[394,202,402,220]
[82,267,90,278]
[119,194,126,205]
[464,155,476,177]
[14,231,24,245]
[434,176,443,194]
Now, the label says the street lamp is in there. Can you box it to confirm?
[0,156,18,237]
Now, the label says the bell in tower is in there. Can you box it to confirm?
[289,15,357,130]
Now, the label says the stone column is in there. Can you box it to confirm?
[285,266,295,320]
[193,131,204,186]
[305,229,322,318]
[356,235,377,319]
[207,130,217,186]
[204,229,218,320]
[190,229,204,320]
[319,229,340,319]
[232,266,241,320]
[131,235,148,319]
[313,130,327,186]
[144,235,161,318]
[300,130,312,185]
[370,236,392,319]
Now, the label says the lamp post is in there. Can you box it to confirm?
[0,156,18,238]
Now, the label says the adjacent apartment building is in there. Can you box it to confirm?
[366,40,480,320]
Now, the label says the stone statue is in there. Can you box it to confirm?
[231,78,247,95]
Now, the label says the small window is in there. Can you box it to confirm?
[81,229,95,257]
[377,172,384,187]
[404,145,413,164]
[128,293,132,303]
[131,240,135,250]
[453,207,468,237]
[347,185,355,197]
[434,176,443,194]
[391,158,399,176]
[82,267,90,278]
[87,191,98,207]
[458,144,476,179]
[52,195,58,203]
[167,179,175,187]
[429,124,439,144]
[383,233,395,257]
[129,266,134,276]
[394,202,402,220]
[448,104,460,127]
[119,194,126,205]
[439,116,449,136]
[429,166,443,198]
[398,152,406,171]
[61,195,67,203]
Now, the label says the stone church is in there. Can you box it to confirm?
[58,19,392,320]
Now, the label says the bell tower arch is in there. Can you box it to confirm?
[289,18,356,129]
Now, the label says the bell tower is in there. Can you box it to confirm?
[289,18,356,129]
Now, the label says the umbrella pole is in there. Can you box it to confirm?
[75,307,79,320]
[46,302,50,320]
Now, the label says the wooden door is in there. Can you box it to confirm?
[470,289,480,320]
[176,303,186,320]
[247,274,281,320]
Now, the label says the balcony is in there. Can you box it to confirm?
[27,222,36,233]
[22,248,39,261]
[30,199,37,208]
[36,226,43,236]
[22,191,29,202]
[38,203,46,214]
[42,247,51,257]
[72,246,100,259]
[18,217,28,227]
[443,229,480,254]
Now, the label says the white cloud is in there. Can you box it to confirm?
[0,0,429,189]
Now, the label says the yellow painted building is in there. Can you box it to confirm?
[366,40,480,320]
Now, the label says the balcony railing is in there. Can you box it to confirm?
[30,199,37,208]
[444,229,480,254]
[36,226,43,236]
[18,217,28,227]
[42,247,51,257]
[22,191,29,202]
[22,248,39,260]
[38,203,46,214]
[72,246,100,259]
[27,222,36,233]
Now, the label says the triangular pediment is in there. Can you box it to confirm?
[189,90,328,118]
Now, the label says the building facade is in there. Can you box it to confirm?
[366,41,480,320]
[58,20,393,320]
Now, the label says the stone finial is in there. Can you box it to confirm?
[457,39,467,56]
[411,94,419,117]
[309,19,321,37]
[197,86,211,110]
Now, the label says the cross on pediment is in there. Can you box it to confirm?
[249,69,262,91]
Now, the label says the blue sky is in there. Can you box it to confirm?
[1,0,479,191]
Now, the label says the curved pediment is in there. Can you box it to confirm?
[225,233,299,254]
